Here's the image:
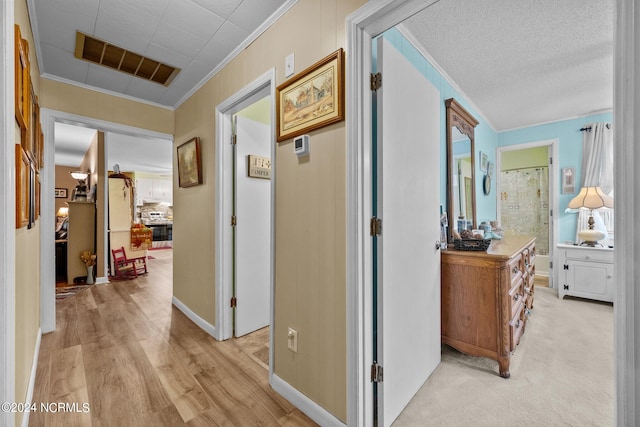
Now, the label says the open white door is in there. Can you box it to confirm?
[375,36,442,427]
[234,114,272,337]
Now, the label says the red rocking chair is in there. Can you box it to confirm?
[111,246,148,280]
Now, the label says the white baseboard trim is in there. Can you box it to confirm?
[21,328,42,427]
[171,296,218,339]
[95,276,109,285]
[271,374,346,427]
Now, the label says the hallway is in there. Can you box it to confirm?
[29,250,316,426]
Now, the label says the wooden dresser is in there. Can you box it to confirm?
[441,235,536,378]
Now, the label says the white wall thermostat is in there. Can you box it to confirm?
[294,134,310,157]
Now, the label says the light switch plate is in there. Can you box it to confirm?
[285,53,295,78]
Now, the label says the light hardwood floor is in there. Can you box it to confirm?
[30,250,317,426]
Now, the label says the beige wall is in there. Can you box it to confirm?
[79,132,106,278]
[14,1,42,426]
[54,165,78,214]
[174,0,365,421]
[39,79,175,136]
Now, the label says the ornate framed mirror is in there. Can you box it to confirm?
[445,98,479,242]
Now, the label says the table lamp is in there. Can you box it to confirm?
[568,186,613,246]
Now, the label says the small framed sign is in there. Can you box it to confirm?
[248,155,271,179]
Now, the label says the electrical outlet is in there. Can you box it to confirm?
[287,327,298,353]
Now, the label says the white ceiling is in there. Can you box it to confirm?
[30,0,291,108]
[54,123,172,173]
[403,0,613,131]
[41,0,613,168]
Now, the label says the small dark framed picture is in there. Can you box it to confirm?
[55,188,68,198]
[177,137,203,188]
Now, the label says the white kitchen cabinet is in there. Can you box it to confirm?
[557,243,614,302]
[135,178,153,204]
[135,177,172,204]
[152,179,172,203]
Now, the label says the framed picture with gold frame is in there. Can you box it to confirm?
[14,25,30,133]
[15,145,29,228]
[276,48,344,142]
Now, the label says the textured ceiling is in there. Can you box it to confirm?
[44,0,613,168]
[30,0,291,108]
[403,0,613,130]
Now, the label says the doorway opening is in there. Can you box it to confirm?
[214,70,276,379]
[497,140,558,288]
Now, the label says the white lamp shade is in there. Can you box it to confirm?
[568,186,613,210]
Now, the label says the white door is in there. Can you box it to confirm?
[234,114,272,337]
[375,36,442,427]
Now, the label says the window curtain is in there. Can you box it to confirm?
[576,122,614,242]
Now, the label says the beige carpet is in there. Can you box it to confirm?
[394,287,614,426]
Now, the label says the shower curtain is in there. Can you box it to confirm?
[500,167,550,255]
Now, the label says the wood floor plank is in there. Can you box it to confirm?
[30,251,318,427]
[46,345,92,427]
[139,333,213,422]
[81,342,144,427]
[28,350,51,427]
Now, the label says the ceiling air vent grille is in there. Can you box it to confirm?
[74,31,179,86]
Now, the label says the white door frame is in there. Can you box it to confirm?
[346,1,441,426]
[1,0,16,424]
[39,109,174,334]
[347,0,637,425]
[214,69,275,355]
[496,138,558,288]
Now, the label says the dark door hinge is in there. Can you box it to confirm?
[230,296,237,308]
[231,215,237,226]
[370,217,382,236]
[371,72,382,91]
[231,134,237,145]
[371,362,383,383]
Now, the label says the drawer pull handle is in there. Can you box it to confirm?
[512,267,519,275]
[524,308,532,317]
[513,294,519,301]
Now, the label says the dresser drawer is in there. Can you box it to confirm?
[564,249,612,263]
[508,254,523,287]
[509,304,525,351]
[509,279,524,316]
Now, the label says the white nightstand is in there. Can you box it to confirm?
[557,243,614,302]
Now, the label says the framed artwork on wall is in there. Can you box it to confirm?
[15,145,29,228]
[276,48,345,142]
[55,188,68,198]
[561,167,576,194]
[177,137,203,188]
[479,151,488,173]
